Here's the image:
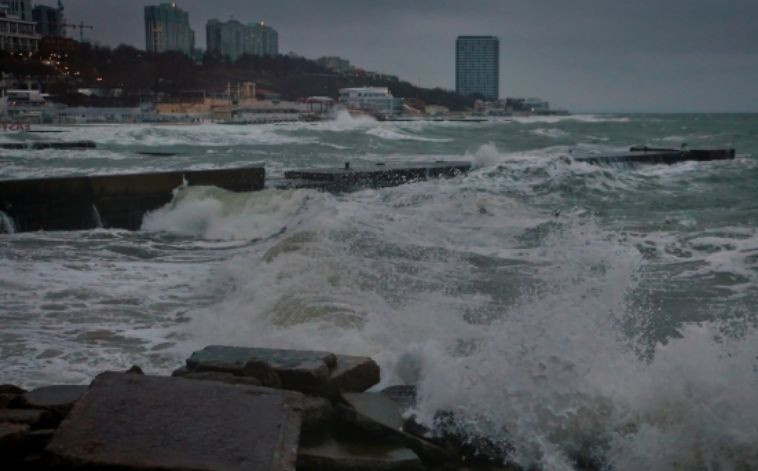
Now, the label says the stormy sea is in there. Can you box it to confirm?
[1,112,757,470]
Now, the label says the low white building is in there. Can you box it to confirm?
[338,87,403,116]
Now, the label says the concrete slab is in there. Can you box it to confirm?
[46,372,303,471]
[20,385,88,418]
[576,148,735,165]
[340,393,453,465]
[0,166,265,232]
[298,432,424,471]
[281,161,471,192]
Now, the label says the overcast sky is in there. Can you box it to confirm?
[37,0,758,112]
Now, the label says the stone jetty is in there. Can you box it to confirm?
[575,147,735,165]
[0,345,519,470]
[0,167,265,232]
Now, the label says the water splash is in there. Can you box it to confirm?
[0,211,15,234]
[91,204,104,229]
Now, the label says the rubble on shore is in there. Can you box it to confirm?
[0,346,519,470]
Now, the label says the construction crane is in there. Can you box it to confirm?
[63,21,94,43]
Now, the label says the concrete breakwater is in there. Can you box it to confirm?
[0,346,517,470]
[0,167,266,232]
[0,162,472,233]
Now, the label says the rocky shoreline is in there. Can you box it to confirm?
[0,345,517,470]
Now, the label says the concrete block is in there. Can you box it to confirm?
[46,372,303,471]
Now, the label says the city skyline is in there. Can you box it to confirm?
[29,0,758,113]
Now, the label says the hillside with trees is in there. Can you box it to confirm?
[1,43,475,110]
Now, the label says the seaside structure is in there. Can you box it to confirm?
[338,87,404,116]
[144,2,195,55]
[455,35,499,101]
[0,0,40,54]
[32,2,65,38]
[206,19,278,61]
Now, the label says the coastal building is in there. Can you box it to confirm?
[33,2,64,38]
[206,19,278,61]
[338,87,403,116]
[455,35,499,101]
[317,56,350,75]
[144,2,195,55]
[0,1,40,54]
[1,0,31,21]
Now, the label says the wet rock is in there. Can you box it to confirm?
[339,392,454,466]
[124,365,144,375]
[301,395,334,433]
[0,393,18,409]
[0,409,53,428]
[20,385,88,418]
[187,346,335,393]
[171,366,190,377]
[47,372,303,470]
[330,355,380,394]
[181,371,263,387]
[0,422,30,459]
[242,359,283,388]
[298,431,425,471]
[0,385,26,395]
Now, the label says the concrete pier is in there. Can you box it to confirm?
[0,141,96,150]
[0,167,265,232]
[282,161,471,192]
[576,147,735,165]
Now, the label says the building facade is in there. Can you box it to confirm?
[144,2,194,55]
[317,56,351,75]
[338,87,403,115]
[0,1,40,54]
[2,0,31,21]
[32,4,64,38]
[455,35,499,101]
[206,19,278,61]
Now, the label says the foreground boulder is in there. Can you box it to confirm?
[46,372,303,471]
[184,346,379,396]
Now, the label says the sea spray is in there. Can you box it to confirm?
[0,211,15,234]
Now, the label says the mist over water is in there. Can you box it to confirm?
[1,113,757,469]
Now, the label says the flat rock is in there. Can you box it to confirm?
[46,372,303,471]
[340,393,453,466]
[20,385,89,417]
[0,409,53,427]
[0,422,30,458]
[330,355,380,394]
[298,433,424,471]
[187,346,335,393]
[301,396,334,432]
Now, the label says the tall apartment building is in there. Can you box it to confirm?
[33,3,64,38]
[206,19,278,61]
[455,35,499,101]
[0,0,40,54]
[144,2,194,55]
[2,0,31,21]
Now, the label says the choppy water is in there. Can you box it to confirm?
[1,113,757,470]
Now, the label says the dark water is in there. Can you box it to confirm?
[1,113,757,469]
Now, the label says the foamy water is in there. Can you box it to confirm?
[1,113,757,469]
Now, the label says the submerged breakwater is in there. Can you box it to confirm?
[1,113,757,469]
